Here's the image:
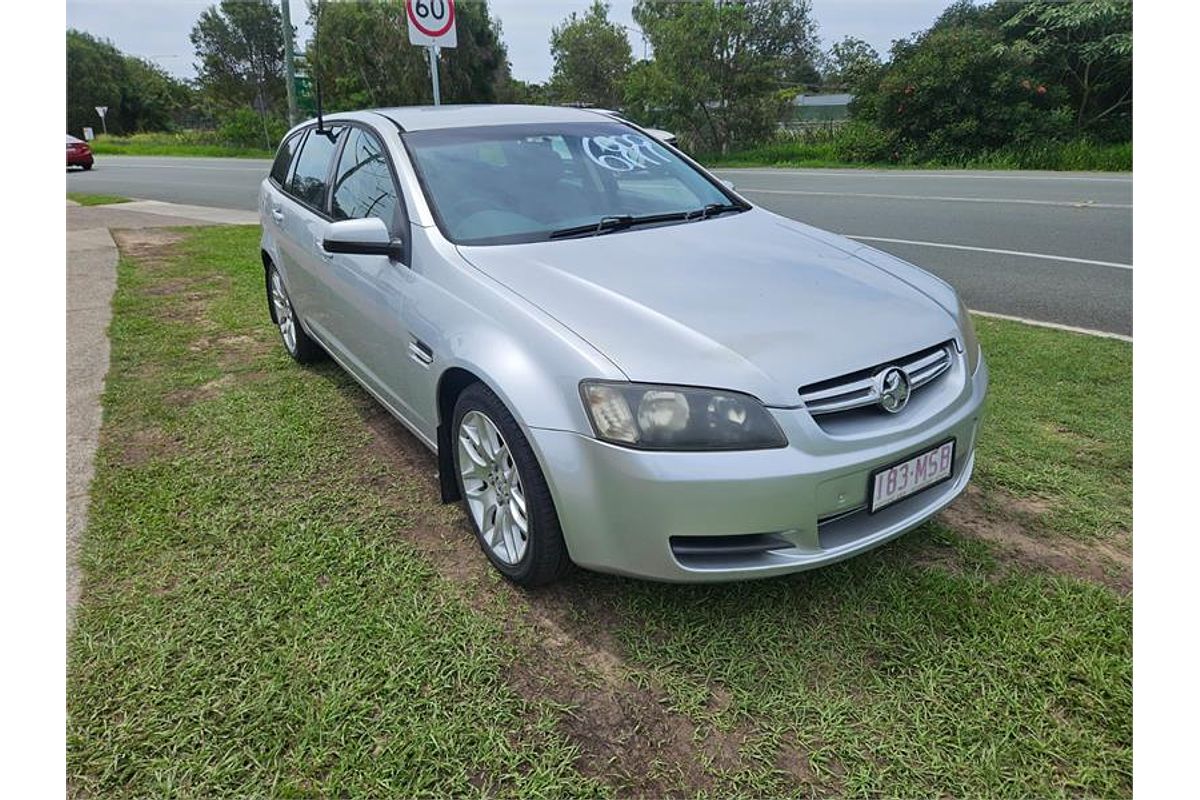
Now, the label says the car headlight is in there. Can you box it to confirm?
[580,381,787,450]
[957,297,981,375]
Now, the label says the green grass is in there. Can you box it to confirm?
[69,225,1131,797]
[69,227,602,798]
[973,317,1132,537]
[89,132,273,159]
[586,552,1130,798]
[706,136,1132,172]
[67,192,131,206]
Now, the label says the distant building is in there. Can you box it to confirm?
[787,93,854,125]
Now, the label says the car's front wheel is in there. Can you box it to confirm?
[267,264,323,363]
[452,383,571,586]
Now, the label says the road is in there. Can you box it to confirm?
[68,157,1132,335]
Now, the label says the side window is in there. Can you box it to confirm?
[331,128,400,229]
[287,126,344,209]
[269,131,301,185]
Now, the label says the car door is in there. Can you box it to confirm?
[322,125,425,424]
[276,125,345,348]
[263,129,306,292]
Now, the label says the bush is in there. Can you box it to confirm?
[217,108,287,150]
[830,120,894,163]
[865,26,1072,162]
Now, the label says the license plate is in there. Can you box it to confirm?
[869,439,955,513]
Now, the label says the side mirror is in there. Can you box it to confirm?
[323,217,404,262]
[720,178,736,191]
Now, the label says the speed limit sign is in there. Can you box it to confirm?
[406,0,457,48]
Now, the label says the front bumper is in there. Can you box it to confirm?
[529,355,988,582]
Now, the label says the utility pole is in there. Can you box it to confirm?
[280,0,299,126]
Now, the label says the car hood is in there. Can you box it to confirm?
[456,209,959,407]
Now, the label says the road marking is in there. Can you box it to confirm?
[847,235,1132,270]
[742,187,1130,209]
[969,310,1131,342]
[716,167,1131,183]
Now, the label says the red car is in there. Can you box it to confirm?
[67,135,93,170]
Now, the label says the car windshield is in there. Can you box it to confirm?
[402,121,742,246]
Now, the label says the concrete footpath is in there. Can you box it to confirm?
[66,199,256,633]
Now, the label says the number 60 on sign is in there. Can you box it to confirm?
[406,0,457,48]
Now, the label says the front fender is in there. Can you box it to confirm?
[407,228,626,439]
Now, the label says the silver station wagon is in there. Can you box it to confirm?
[259,105,988,586]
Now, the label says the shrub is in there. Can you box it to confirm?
[865,26,1073,162]
[831,120,894,163]
[217,108,287,150]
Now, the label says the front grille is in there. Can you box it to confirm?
[799,341,954,417]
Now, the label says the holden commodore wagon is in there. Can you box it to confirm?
[259,105,987,586]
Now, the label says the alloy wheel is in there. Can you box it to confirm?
[457,410,529,565]
[270,270,297,353]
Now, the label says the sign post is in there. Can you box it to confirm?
[405,0,457,106]
[95,106,108,135]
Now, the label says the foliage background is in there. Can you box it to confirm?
[66,0,1132,168]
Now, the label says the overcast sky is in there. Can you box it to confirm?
[65,0,955,85]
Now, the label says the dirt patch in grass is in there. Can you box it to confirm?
[940,485,1131,593]
[118,425,181,467]
[163,371,272,409]
[111,228,185,268]
[354,405,820,797]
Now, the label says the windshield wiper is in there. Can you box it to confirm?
[548,212,689,240]
[687,203,745,221]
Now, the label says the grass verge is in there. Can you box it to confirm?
[972,317,1131,538]
[69,224,1131,797]
[89,132,273,159]
[705,135,1132,172]
[67,192,131,206]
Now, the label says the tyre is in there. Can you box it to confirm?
[267,263,323,363]
[452,382,571,586]
[82,163,93,171]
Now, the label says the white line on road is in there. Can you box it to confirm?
[741,187,1130,209]
[969,309,1132,342]
[847,235,1133,270]
[716,168,1131,183]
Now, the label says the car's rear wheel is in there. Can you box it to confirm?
[82,163,93,171]
[267,264,323,363]
[452,383,571,586]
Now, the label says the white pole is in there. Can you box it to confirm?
[430,45,441,106]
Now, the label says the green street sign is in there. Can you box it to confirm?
[294,74,316,115]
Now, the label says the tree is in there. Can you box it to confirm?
[499,78,550,105]
[866,24,1070,160]
[1004,0,1132,139]
[190,0,287,118]
[67,30,191,136]
[629,0,821,153]
[845,0,1132,162]
[305,0,513,109]
[548,1,632,108]
[823,36,881,90]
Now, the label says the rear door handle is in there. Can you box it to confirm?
[270,207,284,222]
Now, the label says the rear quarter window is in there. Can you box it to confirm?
[269,132,302,185]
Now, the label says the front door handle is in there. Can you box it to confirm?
[315,236,332,260]
[270,207,284,222]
